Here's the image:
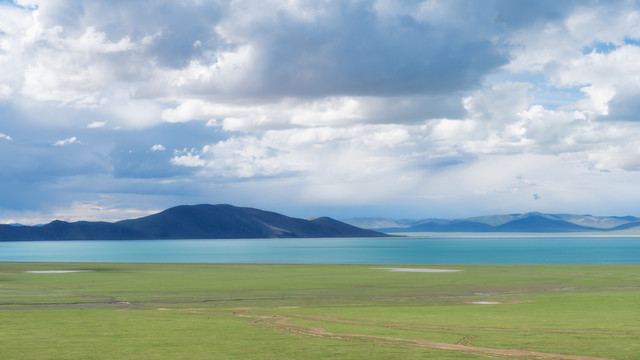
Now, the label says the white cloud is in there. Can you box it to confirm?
[170,148,206,167]
[176,124,417,182]
[463,82,532,124]
[156,44,258,98]
[161,97,366,129]
[0,4,147,112]
[162,94,462,132]
[151,144,165,151]
[102,94,164,129]
[585,131,640,172]
[13,0,39,9]
[504,5,640,120]
[161,99,233,123]
[87,121,107,129]
[61,26,135,54]
[0,133,12,141]
[0,84,12,98]
[53,136,78,146]
[159,69,640,210]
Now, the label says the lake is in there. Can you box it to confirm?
[1,235,639,263]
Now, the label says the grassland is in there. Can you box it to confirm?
[1,262,639,359]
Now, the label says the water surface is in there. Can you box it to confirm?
[1,236,639,263]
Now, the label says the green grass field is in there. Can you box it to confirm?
[1,262,639,359]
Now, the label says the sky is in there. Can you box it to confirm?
[2,0,640,224]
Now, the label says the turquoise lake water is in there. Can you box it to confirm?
[1,236,639,263]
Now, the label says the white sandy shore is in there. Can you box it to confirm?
[23,270,93,274]
[373,268,461,273]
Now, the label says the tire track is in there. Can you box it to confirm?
[231,308,616,360]
[295,314,640,335]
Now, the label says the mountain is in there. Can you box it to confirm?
[341,217,417,230]
[344,212,640,233]
[0,204,389,241]
[446,212,639,230]
[395,219,495,232]
[608,221,640,231]
[492,215,599,232]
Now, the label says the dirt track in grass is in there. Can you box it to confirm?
[293,314,640,336]
[231,308,616,360]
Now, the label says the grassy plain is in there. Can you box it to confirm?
[1,262,639,359]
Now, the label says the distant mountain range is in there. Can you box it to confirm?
[4,207,639,241]
[0,204,388,241]
[342,212,640,233]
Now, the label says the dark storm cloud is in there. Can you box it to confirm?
[171,1,511,99]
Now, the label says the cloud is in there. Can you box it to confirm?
[170,148,206,168]
[171,124,428,187]
[103,121,227,180]
[0,197,160,225]
[0,0,613,120]
[87,121,107,128]
[0,2,164,128]
[0,133,12,141]
[17,25,141,107]
[164,73,640,213]
[0,0,507,131]
[585,136,640,172]
[142,0,507,101]
[503,3,640,120]
[52,136,78,146]
[4,0,640,223]
[110,146,183,179]
[162,94,465,131]
[4,0,489,112]
[0,84,12,98]
[491,0,585,29]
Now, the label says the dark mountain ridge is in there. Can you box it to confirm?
[0,204,388,241]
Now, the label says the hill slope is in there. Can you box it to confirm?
[0,204,388,241]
